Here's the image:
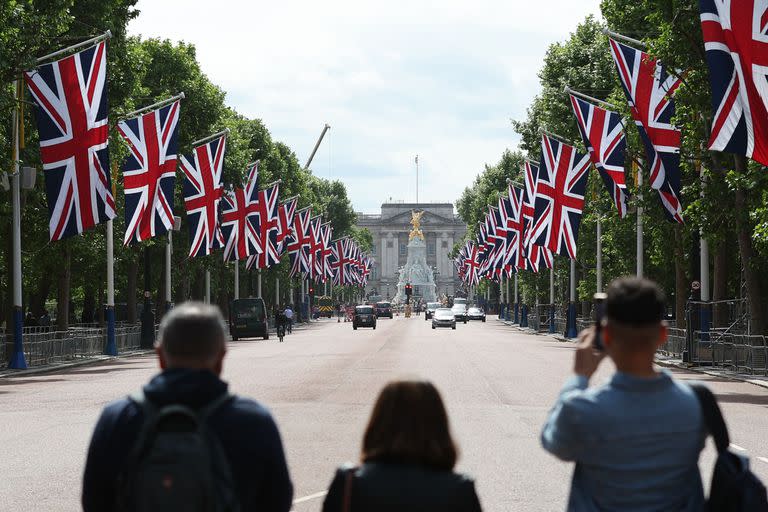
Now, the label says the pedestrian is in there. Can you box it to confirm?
[39,309,51,329]
[541,277,706,511]
[322,380,483,512]
[24,310,37,327]
[82,302,293,511]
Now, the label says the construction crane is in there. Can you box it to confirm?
[304,123,330,169]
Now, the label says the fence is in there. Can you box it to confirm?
[2,324,143,369]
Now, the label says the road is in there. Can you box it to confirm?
[2,315,768,511]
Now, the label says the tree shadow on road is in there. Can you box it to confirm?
[707,391,768,407]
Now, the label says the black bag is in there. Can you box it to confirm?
[117,391,240,512]
[691,385,768,512]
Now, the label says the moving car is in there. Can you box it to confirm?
[424,302,441,320]
[375,301,393,319]
[451,303,468,323]
[467,306,486,322]
[353,305,377,330]
[229,298,269,340]
[432,308,456,329]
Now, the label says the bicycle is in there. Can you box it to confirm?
[276,323,285,342]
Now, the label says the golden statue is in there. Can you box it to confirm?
[409,210,425,241]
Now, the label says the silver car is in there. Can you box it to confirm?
[432,308,456,330]
[451,303,468,323]
[467,307,486,322]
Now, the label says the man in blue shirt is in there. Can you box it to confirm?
[541,277,705,511]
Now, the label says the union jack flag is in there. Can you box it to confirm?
[504,186,524,273]
[464,241,482,286]
[569,94,629,217]
[700,0,768,166]
[307,216,324,279]
[319,223,334,282]
[330,238,350,286]
[286,207,312,277]
[24,40,115,241]
[117,100,180,245]
[530,134,591,259]
[498,194,518,275]
[246,182,281,270]
[609,38,684,223]
[276,196,298,254]
[519,162,553,272]
[181,134,226,257]
[220,184,260,262]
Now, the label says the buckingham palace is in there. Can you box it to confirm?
[356,202,467,300]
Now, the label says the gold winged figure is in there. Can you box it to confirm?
[409,210,425,241]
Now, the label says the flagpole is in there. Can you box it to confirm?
[36,31,111,64]
[121,92,185,120]
[234,260,240,300]
[549,266,556,334]
[596,214,603,293]
[505,275,510,321]
[699,161,711,338]
[514,273,519,324]
[276,276,280,308]
[192,128,230,147]
[563,86,619,111]
[9,79,27,369]
[165,230,172,311]
[205,270,211,304]
[636,161,644,278]
[602,28,646,49]
[415,155,419,204]
[104,217,117,356]
[566,258,578,338]
[257,269,262,298]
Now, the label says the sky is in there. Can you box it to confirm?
[128,0,603,214]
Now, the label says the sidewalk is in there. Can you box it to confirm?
[1,319,320,379]
[495,317,768,390]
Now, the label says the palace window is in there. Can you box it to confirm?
[399,243,407,256]
[428,240,436,256]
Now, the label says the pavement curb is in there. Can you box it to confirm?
[495,318,768,390]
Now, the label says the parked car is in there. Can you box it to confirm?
[432,308,456,329]
[353,305,377,330]
[375,301,393,319]
[451,303,468,323]
[467,306,486,322]
[424,302,441,320]
[229,298,269,340]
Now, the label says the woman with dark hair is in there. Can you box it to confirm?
[322,380,483,512]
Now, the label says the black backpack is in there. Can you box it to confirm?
[691,385,768,512]
[117,391,241,512]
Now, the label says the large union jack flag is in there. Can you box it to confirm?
[220,183,260,262]
[498,194,519,275]
[569,94,630,218]
[246,182,281,270]
[24,40,115,241]
[181,134,226,257]
[117,100,180,245]
[700,0,768,166]
[530,134,591,259]
[464,241,482,286]
[319,222,334,282]
[286,207,312,277]
[330,238,351,286]
[276,196,298,255]
[609,38,684,223]
[519,162,553,272]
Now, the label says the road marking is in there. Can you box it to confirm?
[758,457,768,465]
[293,491,327,504]
[730,443,747,452]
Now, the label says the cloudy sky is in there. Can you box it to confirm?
[129,1,602,213]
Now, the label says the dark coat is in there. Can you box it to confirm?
[322,462,482,512]
[82,368,293,512]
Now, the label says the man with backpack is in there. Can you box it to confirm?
[82,302,293,511]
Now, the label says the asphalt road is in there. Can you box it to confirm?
[2,315,768,511]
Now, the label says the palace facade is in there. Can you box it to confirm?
[356,202,467,299]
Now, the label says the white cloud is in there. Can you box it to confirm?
[129,0,602,212]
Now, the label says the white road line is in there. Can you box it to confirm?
[729,443,747,452]
[293,491,328,504]
[758,457,768,465]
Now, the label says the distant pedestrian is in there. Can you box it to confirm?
[82,302,293,511]
[541,277,706,511]
[24,310,37,327]
[322,380,482,512]
[39,309,51,328]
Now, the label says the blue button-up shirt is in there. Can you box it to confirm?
[541,370,705,511]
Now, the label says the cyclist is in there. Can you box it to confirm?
[274,307,287,342]
[283,305,294,334]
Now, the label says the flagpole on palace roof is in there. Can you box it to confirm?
[36,30,112,64]
[121,92,185,120]
[563,86,619,111]
[601,28,646,49]
[192,128,230,147]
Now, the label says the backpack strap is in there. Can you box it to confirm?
[197,392,234,421]
[691,384,730,454]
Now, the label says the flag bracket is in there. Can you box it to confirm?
[121,92,185,120]
[37,31,112,64]
[192,128,230,147]
[601,28,646,49]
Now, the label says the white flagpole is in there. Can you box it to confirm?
[9,79,27,369]
[104,218,117,356]
[567,258,577,338]
[234,260,240,300]
[165,230,172,306]
[257,269,262,298]
[596,215,603,293]
[636,162,644,278]
[549,266,555,334]
[276,277,280,307]
[205,270,211,304]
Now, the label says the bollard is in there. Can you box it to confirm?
[514,302,519,324]
[104,305,117,356]
[548,304,555,334]
[520,304,528,328]
[566,302,577,338]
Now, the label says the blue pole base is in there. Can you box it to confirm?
[520,304,528,327]
[8,308,27,369]
[514,303,519,324]
[104,306,117,356]
[566,302,578,338]
[548,305,555,334]
[700,303,711,342]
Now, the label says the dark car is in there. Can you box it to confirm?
[467,307,486,322]
[424,302,441,320]
[375,301,393,319]
[229,298,269,340]
[432,308,456,330]
[353,305,377,330]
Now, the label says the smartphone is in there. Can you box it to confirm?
[593,292,607,351]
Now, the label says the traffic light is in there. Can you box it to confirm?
[309,286,314,295]
[405,283,412,296]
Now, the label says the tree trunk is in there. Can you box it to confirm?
[57,243,71,331]
[734,155,765,334]
[712,241,728,328]
[674,226,687,329]
[127,254,138,323]
[82,285,95,324]
[31,272,52,317]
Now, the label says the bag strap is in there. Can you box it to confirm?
[342,466,356,512]
[691,384,730,453]
[198,392,234,421]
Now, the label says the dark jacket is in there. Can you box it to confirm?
[322,462,482,512]
[82,368,293,511]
